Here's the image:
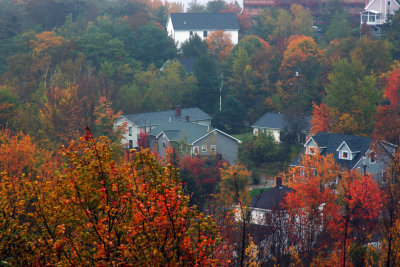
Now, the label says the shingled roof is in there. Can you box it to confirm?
[148,119,212,144]
[252,112,311,131]
[291,132,373,170]
[123,107,211,127]
[251,186,293,210]
[169,13,239,30]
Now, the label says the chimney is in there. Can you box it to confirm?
[175,105,181,117]
[276,176,282,188]
[185,115,189,122]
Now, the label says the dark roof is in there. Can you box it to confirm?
[291,132,373,170]
[251,186,292,210]
[251,112,311,131]
[178,57,195,73]
[169,13,239,30]
[148,119,213,144]
[123,107,211,127]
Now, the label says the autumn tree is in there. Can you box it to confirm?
[284,152,384,265]
[40,84,86,144]
[206,30,234,61]
[217,163,252,267]
[0,133,230,265]
[373,66,400,144]
[278,35,325,113]
[312,59,381,136]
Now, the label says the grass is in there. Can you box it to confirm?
[232,132,253,142]
[249,187,272,197]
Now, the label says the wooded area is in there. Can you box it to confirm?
[1,0,400,265]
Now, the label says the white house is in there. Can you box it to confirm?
[166,13,239,48]
[292,132,397,181]
[251,112,311,143]
[114,106,211,149]
[361,0,400,35]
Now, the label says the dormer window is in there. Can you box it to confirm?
[370,152,376,163]
[307,146,316,155]
[342,151,348,159]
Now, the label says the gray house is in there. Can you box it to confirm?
[291,132,396,181]
[148,119,241,163]
[251,112,311,143]
[114,106,211,149]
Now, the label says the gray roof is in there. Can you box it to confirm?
[123,107,211,127]
[251,186,293,210]
[252,112,311,131]
[291,132,373,170]
[169,13,239,30]
[148,119,213,143]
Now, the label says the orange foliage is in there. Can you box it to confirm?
[310,102,331,134]
[373,66,400,144]
[0,134,230,265]
[41,84,86,144]
[206,30,234,61]
[284,153,384,265]
[30,31,65,56]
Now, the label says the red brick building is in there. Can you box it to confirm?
[243,0,368,19]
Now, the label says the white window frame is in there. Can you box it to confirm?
[210,145,216,152]
[307,146,316,155]
[341,151,348,159]
[128,127,132,136]
[162,141,166,150]
[202,145,207,152]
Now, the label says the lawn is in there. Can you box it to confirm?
[232,132,253,142]
[249,187,272,197]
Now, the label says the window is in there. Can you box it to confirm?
[129,140,133,149]
[342,151,348,159]
[193,146,199,154]
[388,1,391,5]
[128,127,132,136]
[203,31,207,37]
[307,146,316,155]
[163,141,166,149]
[370,152,376,163]
[202,145,207,152]
[254,128,259,136]
[210,145,216,152]
[190,31,193,36]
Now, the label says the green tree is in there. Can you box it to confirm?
[180,34,209,58]
[187,0,206,12]
[206,0,227,13]
[194,54,220,112]
[324,59,381,135]
[325,13,352,42]
[213,95,246,134]
[385,10,400,60]
[134,24,177,67]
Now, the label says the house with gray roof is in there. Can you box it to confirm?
[114,106,211,149]
[166,13,239,47]
[251,112,311,143]
[148,119,241,163]
[291,132,396,181]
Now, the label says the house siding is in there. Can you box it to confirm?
[253,127,280,143]
[157,134,170,158]
[172,30,238,48]
[114,117,140,148]
[193,131,238,163]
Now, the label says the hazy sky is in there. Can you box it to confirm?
[175,0,243,11]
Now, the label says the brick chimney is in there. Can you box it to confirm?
[185,115,189,122]
[276,176,282,188]
[175,105,181,117]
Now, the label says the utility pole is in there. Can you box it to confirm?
[219,73,224,111]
